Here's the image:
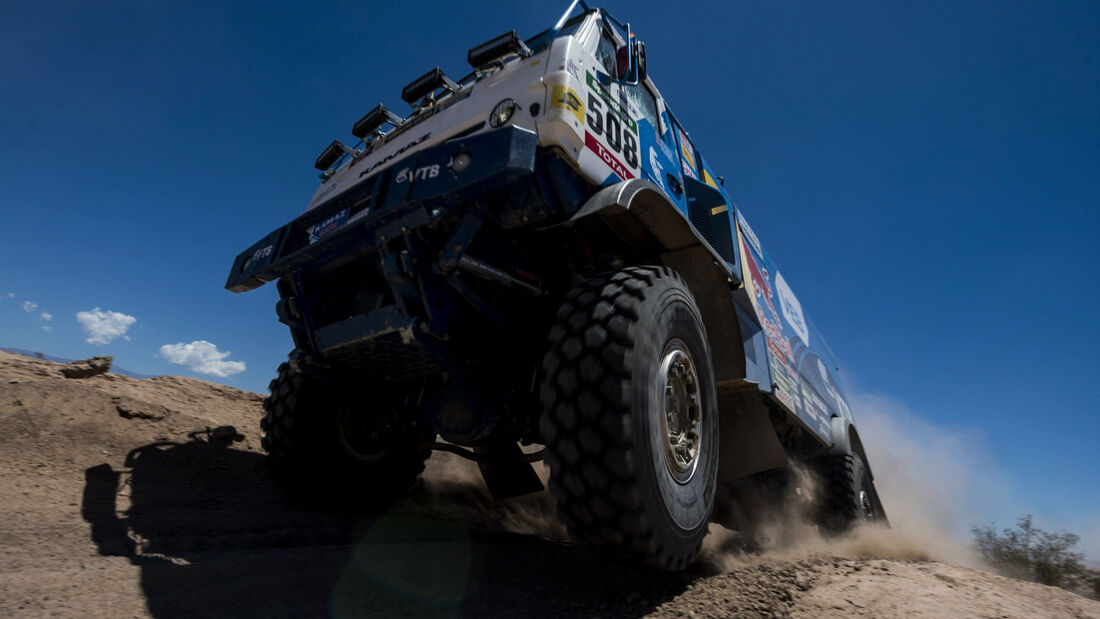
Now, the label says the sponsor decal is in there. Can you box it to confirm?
[775,271,810,347]
[585,132,634,180]
[585,71,638,134]
[742,246,779,333]
[768,348,801,412]
[357,132,432,178]
[656,118,676,162]
[251,244,273,262]
[677,127,697,179]
[551,85,585,125]
[306,207,349,244]
[799,381,830,425]
[648,146,664,181]
[738,213,763,256]
[585,93,639,169]
[580,70,641,180]
[703,167,720,190]
[710,204,729,216]
[566,58,580,80]
[394,163,440,183]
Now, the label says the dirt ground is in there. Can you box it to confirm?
[1,349,1097,618]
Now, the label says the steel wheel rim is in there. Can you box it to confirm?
[859,488,874,521]
[655,338,703,485]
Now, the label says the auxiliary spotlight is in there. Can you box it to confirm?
[314,139,357,172]
[467,29,531,69]
[351,104,403,139]
[401,67,459,105]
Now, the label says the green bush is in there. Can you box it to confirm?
[971,515,1085,588]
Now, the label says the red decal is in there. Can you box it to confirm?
[585,132,634,180]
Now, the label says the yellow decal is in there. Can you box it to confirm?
[679,140,695,171]
[703,168,720,190]
[551,85,584,125]
[710,204,728,216]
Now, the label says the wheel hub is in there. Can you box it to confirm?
[656,339,702,484]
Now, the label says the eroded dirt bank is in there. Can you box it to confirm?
[1,350,1097,617]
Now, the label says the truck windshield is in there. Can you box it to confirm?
[524,12,589,54]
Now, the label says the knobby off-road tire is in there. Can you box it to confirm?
[540,266,719,571]
[813,451,878,533]
[261,356,431,510]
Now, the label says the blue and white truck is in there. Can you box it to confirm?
[226,1,885,570]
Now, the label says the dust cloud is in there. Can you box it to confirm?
[413,392,1006,571]
[853,391,1008,566]
[702,391,1008,570]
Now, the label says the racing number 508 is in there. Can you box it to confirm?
[587,94,638,168]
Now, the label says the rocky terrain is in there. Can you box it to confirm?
[1,349,1097,617]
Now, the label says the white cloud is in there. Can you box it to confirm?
[40,312,52,321]
[6,292,13,298]
[76,307,137,345]
[22,301,37,312]
[159,340,246,377]
[41,325,52,333]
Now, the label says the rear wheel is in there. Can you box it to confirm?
[540,266,719,571]
[261,354,433,510]
[813,451,879,533]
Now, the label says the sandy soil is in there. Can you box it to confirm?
[1,349,1097,618]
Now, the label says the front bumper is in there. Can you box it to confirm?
[226,126,541,294]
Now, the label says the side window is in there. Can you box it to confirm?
[596,30,618,77]
[622,82,659,134]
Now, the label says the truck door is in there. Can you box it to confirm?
[618,79,686,213]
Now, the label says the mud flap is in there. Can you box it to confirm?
[476,442,544,500]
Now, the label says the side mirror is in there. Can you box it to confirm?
[616,45,630,80]
[616,37,647,84]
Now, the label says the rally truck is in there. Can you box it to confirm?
[226,1,886,570]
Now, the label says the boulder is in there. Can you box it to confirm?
[113,395,170,421]
[60,356,113,379]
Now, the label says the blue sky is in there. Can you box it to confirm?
[2,2,1097,553]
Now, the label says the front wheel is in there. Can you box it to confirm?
[261,355,433,510]
[540,266,719,571]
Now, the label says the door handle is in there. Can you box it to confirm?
[666,173,683,196]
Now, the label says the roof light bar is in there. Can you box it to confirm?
[401,67,459,105]
[352,103,403,139]
[467,29,531,68]
[314,139,356,172]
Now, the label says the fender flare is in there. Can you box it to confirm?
[827,415,890,522]
[564,179,748,387]
[568,180,734,271]
[827,415,876,482]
